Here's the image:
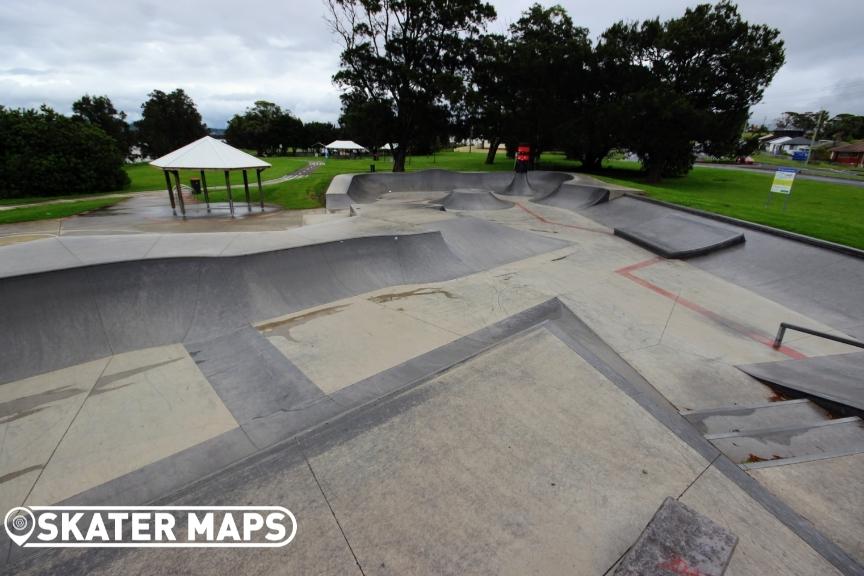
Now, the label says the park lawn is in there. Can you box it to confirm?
[593,163,864,250]
[749,153,864,181]
[0,197,125,225]
[123,156,311,192]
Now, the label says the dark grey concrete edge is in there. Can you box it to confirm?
[0,299,562,572]
[544,305,864,576]
[624,193,864,260]
[613,226,745,259]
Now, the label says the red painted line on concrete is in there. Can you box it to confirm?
[615,258,807,360]
[515,202,612,234]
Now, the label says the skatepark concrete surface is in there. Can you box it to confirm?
[2,169,864,575]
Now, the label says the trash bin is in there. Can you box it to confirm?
[190,178,201,194]
[370,164,376,173]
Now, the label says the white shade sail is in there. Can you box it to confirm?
[325,140,368,151]
[150,136,271,170]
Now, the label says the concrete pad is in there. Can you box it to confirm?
[750,453,864,565]
[264,299,459,393]
[637,259,860,358]
[306,329,708,575]
[13,448,362,576]
[558,274,677,353]
[680,466,842,575]
[0,358,109,513]
[366,275,551,338]
[25,345,237,505]
[622,344,774,411]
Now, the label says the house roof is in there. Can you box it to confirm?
[780,137,813,146]
[830,141,864,153]
[150,136,271,170]
[766,136,792,145]
[326,140,368,151]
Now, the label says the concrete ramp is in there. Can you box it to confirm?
[441,188,513,211]
[0,232,473,384]
[738,352,864,412]
[326,169,574,209]
[532,183,609,211]
[614,213,745,259]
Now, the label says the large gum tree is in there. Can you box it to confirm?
[326,0,495,172]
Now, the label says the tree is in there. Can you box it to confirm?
[339,94,397,154]
[463,33,511,164]
[72,95,131,157]
[0,105,129,199]
[612,2,784,179]
[504,4,591,166]
[775,110,829,137]
[327,0,496,171]
[135,89,207,158]
[302,121,340,149]
[822,113,864,142]
[225,101,302,156]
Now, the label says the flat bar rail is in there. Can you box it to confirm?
[773,322,864,350]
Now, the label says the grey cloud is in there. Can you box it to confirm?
[1,0,862,127]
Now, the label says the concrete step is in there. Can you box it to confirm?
[681,399,829,435]
[704,417,864,469]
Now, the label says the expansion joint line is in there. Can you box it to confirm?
[614,257,806,360]
[303,449,367,576]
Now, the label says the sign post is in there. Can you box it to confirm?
[765,167,796,211]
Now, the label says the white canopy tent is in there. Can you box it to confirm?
[325,140,368,152]
[150,136,272,217]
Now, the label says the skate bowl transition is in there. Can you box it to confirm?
[325,168,611,210]
[0,221,567,386]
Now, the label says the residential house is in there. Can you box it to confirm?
[829,141,864,167]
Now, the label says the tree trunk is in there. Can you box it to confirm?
[392,147,407,172]
[484,139,500,165]
[580,154,603,172]
[644,161,664,183]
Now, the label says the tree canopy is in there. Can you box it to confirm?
[327,0,496,171]
[226,101,304,156]
[0,105,129,199]
[72,95,132,157]
[135,89,208,159]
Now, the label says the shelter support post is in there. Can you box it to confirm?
[163,170,176,213]
[256,169,265,211]
[200,170,211,212]
[224,170,235,217]
[242,170,252,211]
[172,170,186,216]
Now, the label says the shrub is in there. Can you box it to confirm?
[0,105,130,199]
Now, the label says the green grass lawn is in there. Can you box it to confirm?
[0,197,125,225]
[592,162,864,250]
[750,153,864,179]
[124,156,311,192]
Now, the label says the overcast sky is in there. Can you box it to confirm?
[1,0,862,128]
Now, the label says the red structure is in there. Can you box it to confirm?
[829,141,864,167]
[515,144,531,173]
